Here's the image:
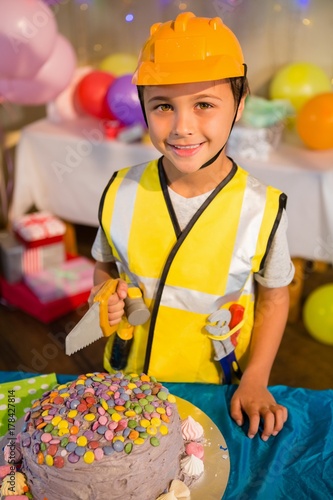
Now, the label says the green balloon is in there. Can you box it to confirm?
[303,284,333,345]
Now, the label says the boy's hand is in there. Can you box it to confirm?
[88,279,128,327]
[107,279,128,326]
[230,380,288,441]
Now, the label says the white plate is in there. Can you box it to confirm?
[176,397,230,500]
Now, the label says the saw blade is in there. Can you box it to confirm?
[65,302,102,355]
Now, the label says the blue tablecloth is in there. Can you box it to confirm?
[1,371,332,500]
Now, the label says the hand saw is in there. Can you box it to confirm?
[65,278,150,355]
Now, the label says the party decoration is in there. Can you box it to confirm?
[296,93,333,150]
[42,0,64,5]
[269,62,331,111]
[0,0,57,79]
[99,53,138,77]
[0,34,77,105]
[74,70,117,120]
[106,74,145,127]
[303,284,333,345]
[241,96,294,128]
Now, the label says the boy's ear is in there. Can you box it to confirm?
[235,94,247,122]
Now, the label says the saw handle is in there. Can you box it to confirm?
[94,278,150,338]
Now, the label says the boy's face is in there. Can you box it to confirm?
[144,79,245,177]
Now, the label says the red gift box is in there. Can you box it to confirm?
[0,256,92,323]
[13,211,66,248]
[24,257,94,303]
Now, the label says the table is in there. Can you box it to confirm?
[0,371,332,499]
[11,118,333,262]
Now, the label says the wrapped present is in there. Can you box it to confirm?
[22,242,65,275]
[227,95,293,161]
[13,211,66,248]
[227,122,284,161]
[0,232,24,283]
[0,231,65,281]
[0,258,91,323]
[24,256,94,303]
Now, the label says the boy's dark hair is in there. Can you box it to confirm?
[229,76,250,104]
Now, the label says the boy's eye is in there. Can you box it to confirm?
[196,102,212,109]
[157,103,172,111]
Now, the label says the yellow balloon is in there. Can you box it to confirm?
[303,284,333,345]
[99,53,138,77]
[269,62,331,111]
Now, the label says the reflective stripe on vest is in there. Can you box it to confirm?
[100,158,285,383]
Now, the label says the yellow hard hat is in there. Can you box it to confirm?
[132,12,245,86]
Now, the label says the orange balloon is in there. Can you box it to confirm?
[296,93,333,150]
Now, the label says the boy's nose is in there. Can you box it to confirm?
[172,110,194,136]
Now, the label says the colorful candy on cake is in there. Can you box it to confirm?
[1,372,205,500]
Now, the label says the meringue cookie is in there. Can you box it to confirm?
[181,416,204,441]
[180,454,204,477]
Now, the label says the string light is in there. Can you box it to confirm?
[302,18,312,26]
[297,0,310,8]
[125,13,134,22]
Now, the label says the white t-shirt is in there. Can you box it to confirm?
[92,187,294,288]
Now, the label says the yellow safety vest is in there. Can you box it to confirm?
[100,158,286,384]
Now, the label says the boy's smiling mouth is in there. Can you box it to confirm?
[167,142,204,156]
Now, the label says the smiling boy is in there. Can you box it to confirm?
[90,12,294,441]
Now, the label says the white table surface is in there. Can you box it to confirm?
[11,118,333,262]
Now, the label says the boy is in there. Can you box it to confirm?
[90,12,294,441]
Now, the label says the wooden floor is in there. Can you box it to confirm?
[0,224,333,390]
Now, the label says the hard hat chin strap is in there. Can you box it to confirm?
[199,64,247,170]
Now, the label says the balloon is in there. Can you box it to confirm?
[99,53,138,77]
[0,0,58,79]
[269,62,331,111]
[296,93,333,150]
[0,34,77,105]
[42,0,63,4]
[106,74,146,127]
[303,284,333,345]
[74,70,117,120]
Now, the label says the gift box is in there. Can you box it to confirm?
[24,256,94,303]
[0,261,91,323]
[22,242,65,275]
[226,96,292,161]
[0,231,24,283]
[227,122,284,161]
[0,231,66,282]
[13,211,66,248]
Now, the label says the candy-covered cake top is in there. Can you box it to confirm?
[21,372,177,468]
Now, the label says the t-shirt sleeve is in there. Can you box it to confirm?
[91,226,115,262]
[254,209,295,288]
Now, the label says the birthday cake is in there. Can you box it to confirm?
[1,372,205,500]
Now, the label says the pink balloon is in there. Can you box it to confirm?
[0,0,57,79]
[0,34,77,105]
